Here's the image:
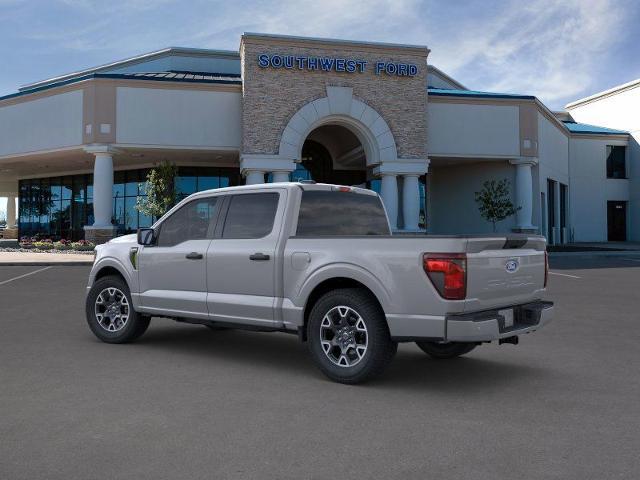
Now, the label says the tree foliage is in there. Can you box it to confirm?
[474,179,520,232]
[135,161,178,218]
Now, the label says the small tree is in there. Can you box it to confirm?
[136,161,178,218]
[474,179,520,232]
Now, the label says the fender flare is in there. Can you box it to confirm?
[296,262,393,313]
[90,257,135,290]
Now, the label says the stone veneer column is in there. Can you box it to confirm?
[84,145,118,244]
[510,157,538,232]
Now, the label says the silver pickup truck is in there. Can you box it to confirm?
[86,182,553,384]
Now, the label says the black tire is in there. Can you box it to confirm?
[307,288,397,384]
[415,341,477,359]
[85,275,150,344]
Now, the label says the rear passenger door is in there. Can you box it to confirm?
[206,190,285,327]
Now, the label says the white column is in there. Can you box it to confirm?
[245,170,265,185]
[402,174,421,231]
[271,171,290,183]
[510,158,537,231]
[6,195,17,228]
[92,152,114,227]
[380,174,398,230]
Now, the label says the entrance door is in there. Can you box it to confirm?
[607,201,627,241]
[547,179,555,242]
[301,140,366,185]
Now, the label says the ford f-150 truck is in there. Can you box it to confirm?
[86,182,553,384]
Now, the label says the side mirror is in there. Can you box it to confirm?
[137,228,156,246]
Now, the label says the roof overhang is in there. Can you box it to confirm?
[565,78,640,109]
[19,47,240,93]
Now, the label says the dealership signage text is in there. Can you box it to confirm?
[257,54,417,77]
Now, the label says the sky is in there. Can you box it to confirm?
[1,0,640,214]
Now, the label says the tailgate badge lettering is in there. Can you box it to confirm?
[505,259,519,273]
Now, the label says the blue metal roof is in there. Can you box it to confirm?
[427,87,535,100]
[0,71,242,102]
[562,121,628,135]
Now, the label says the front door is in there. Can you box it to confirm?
[207,190,284,327]
[138,196,220,319]
[607,201,627,241]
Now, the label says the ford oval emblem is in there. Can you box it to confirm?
[505,259,519,273]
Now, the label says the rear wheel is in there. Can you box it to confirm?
[307,288,397,384]
[415,341,476,359]
[86,275,150,343]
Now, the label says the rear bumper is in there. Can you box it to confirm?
[445,300,554,342]
[388,300,553,342]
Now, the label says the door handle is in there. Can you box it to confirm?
[249,252,270,261]
[185,252,204,260]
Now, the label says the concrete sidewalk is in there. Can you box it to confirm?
[0,251,94,266]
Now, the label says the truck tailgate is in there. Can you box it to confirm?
[464,236,546,312]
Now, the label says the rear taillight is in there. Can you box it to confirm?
[423,253,467,300]
[544,251,549,287]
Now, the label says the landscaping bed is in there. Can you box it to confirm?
[0,237,96,255]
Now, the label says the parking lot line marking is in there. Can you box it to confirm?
[549,271,581,279]
[0,266,52,286]
[622,258,640,263]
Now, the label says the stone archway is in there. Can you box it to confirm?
[278,86,398,166]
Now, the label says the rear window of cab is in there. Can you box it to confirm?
[296,190,390,236]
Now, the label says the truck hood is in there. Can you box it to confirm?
[108,233,137,244]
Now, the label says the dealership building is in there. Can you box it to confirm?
[0,33,637,243]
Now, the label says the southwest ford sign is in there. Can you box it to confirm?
[257,54,418,77]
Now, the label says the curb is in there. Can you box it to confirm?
[549,251,640,258]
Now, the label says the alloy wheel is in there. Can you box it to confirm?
[94,287,130,332]
[319,306,368,367]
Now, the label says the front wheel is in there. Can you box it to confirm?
[307,288,397,384]
[415,341,476,359]
[85,275,150,343]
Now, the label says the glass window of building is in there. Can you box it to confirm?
[18,166,239,240]
[606,146,626,179]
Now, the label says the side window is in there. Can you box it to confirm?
[222,193,279,239]
[606,145,626,179]
[157,197,218,247]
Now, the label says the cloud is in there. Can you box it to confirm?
[426,0,630,108]
[1,0,636,109]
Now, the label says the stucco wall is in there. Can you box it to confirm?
[569,137,630,241]
[568,87,639,241]
[240,36,428,159]
[535,112,569,232]
[427,102,520,157]
[0,90,83,157]
[429,161,517,234]
[115,87,242,148]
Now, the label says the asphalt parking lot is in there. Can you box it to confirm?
[1,257,639,479]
